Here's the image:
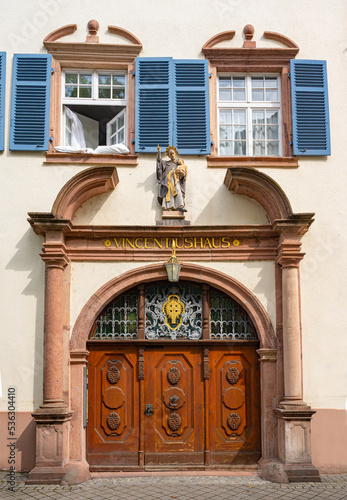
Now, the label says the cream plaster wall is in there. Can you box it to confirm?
[73,158,269,226]
[0,0,346,415]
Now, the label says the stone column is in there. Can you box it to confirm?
[272,226,320,483]
[27,233,72,485]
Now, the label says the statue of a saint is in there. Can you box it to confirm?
[156,144,188,211]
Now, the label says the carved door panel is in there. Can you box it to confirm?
[144,346,204,465]
[87,346,139,467]
[208,345,260,465]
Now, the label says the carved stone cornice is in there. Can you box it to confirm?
[28,213,72,235]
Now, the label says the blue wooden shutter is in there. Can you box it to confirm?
[0,53,6,151]
[10,54,52,151]
[135,57,172,153]
[174,60,210,155]
[290,59,330,156]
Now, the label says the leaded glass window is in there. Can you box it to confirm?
[145,282,202,339]
[210,289,256,340]
[89,289,138,339]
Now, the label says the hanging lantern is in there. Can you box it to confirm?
[165,240,181,282]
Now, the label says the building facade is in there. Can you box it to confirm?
[0,0,346,485]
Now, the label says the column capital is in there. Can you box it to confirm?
[257,348,277,362]
[276,242,305,269]
[40,240,69,269]
[70,350,89,365]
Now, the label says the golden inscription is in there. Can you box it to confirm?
[103,236,241,250]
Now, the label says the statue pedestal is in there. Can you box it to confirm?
[156,210,190,225]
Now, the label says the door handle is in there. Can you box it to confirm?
[144,404,156,416]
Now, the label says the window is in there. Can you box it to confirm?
[62,69,127,148]
[218,75,281,156]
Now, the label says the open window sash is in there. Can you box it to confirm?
[107,108,126,146]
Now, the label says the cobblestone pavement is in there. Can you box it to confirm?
[0,472,347,500]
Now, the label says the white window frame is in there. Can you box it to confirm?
[217,74,282,157]
[61,69,127,146]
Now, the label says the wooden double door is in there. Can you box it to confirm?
[87,343,260,470]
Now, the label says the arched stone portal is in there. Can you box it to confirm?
[27,166,319,484]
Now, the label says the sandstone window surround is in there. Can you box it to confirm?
[204,25,300,168]
[44,20,142,166]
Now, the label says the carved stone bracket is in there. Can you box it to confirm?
[257,348,277,362]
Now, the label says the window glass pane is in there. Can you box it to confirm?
[233,126,246,140]
[265,77,278,88]
[99,74,111,85]
[118,128,124,144]
[113,88,125,99]
[233,109,246,125]
[232,77,245,88]
[252,110,265,124]
[233,88,245,101]
[267,125,279,140]
[252,89,264,101]
[113,75,125,86]
[219,88,232,100]
[267,141,279,155]
[220,141,233,155]
[265,89,278,101]
[219,77,231,88]
[234,141,246,155]
[65,86,77,98]
[99,88,111,98]
[253,141,265,155]
[111,121,118,136]
[65,74,77,84]
[219,125,232,140]
[253,125,265,140]
[65,128,71,145]
[118,113,124,128]
[79,87,91,98]
[251,77,263,88]
[266,110,278,124]
[220,110,232,124]
[79,74,92,85]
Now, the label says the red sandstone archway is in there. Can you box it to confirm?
[70,262,276,351]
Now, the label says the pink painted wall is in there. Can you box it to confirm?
[311,409,347,473]
[0,412,35,472]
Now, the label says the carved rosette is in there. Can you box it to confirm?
[226,366,240,385]
[107,365,121,384]
[168,412,182,431]
[227,412,241,431]
[107,411,121,430]
[167,366,181,385]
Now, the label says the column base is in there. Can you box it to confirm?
[274,405,321,483]
[259,458,321,483]
[61,460,91,485]
[284,463,321,482]
[28,405,72,485]
[27,465,67,485]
